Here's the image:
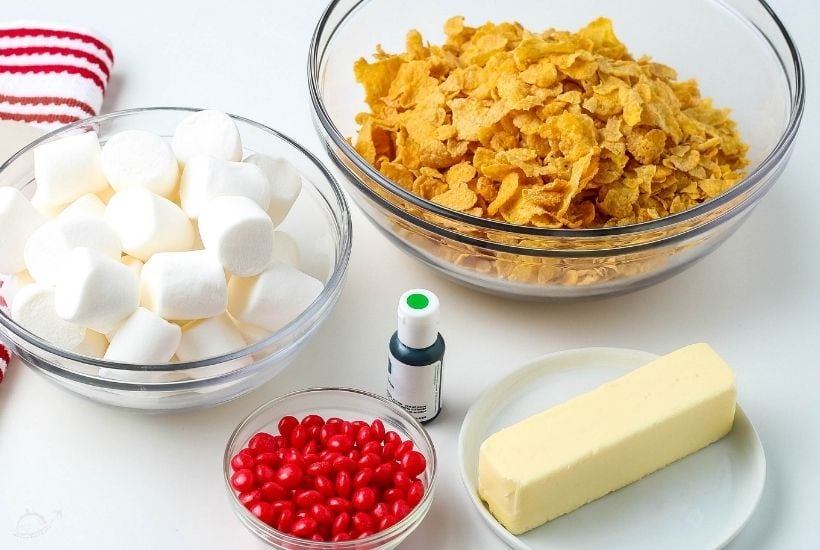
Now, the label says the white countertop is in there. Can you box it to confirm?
[1,0,818,548]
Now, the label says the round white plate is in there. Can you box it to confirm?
[458,347,766,550]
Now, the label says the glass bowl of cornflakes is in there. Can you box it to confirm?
[309,0,804,299]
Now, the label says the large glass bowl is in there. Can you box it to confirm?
[309,0,804,299]
[0,108,352,411]
[224,388,437,549]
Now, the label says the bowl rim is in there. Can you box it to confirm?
[0,106,353,376]
[223,387,438,548]
[307,0,805,239]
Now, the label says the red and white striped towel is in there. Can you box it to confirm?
[0,22,114,130]
[0,22,114,384]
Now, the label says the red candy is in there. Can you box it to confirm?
[353,467,375,489]
[382,441,399,460]
[254,463,275,483]
[249,432,278,453]
[332,511,350,535]
[395,440,414,460]
[392,471,411,491]
[351,487,377,512]
[371,419,385,441]
[230,449,255,471]
[358,453,381,470]
[361,440,382,457]
[335,470,353,498]
[260,481,285,501]
[401,451,427,477]
[332,456,357,474]
[305,460,331,477]
[277,415,299,437]
[289,425,307,449]
[352,511,374,532]
[380,514,399,530]
[326,434,354,453]
[295,489,323,509]
[311,503,333,526]
[291,517,318,538]
[326,496,351,513]
[238,489,260,509]
[392,499,412,520]
[301,414,325,429]
[271,500,294,515]
[255,452,280,468]
[374,462,395,486]
[372,502,389,520]
[230,469,256,492]
[277,508,294,532]
[383,487,404,504]
[407,479,424,506]
[356,425,374,447]
[231,414,427,541]
[314,475,335,498]
[275,464,303,488]
[250,501,275,525]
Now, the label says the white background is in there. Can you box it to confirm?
[1,0,818,548]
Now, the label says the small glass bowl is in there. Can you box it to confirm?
[309,0,805,299]
[224,388,437,549]
[0,108,352,411]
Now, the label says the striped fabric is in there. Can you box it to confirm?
[0,22,114,129]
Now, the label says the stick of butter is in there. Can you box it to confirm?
[478,343,736,535]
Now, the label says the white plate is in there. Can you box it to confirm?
[458,347,766,550]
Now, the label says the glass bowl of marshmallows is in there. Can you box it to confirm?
[0,107,352,411]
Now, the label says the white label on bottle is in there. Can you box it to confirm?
[386,352,441,422]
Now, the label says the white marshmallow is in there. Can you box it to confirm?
[24,217,122,286]
[105,187,194,261]
[198,195,274,277]
[231,315,272,344]
[271,231,299,268]
[179,155,270,219]
[101,130,179,197]
[140,250,227,320]
[75,330,108,358]
[104,307,181,364]
[0,187,44,273]
[58,193,106,220]
[171,110,242,166]
[175,313,247,362]
[228,262,324,332]
[54,247,140,333]
[33,131,109,208]
[30,196,67,219]
[245,153,302,226]
[277,193,335,282]
[11,283,86,349]
[176,315,253,379]
[121,255,144,278]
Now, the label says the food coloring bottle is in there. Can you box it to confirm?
[387,289,445,423]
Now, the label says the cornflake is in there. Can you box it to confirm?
[353,16,747,229]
